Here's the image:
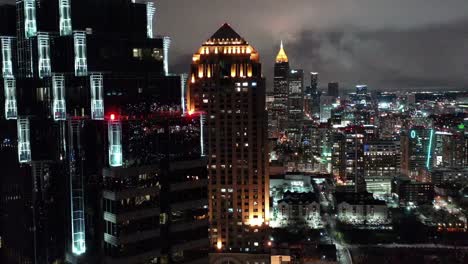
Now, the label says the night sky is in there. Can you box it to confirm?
[2,0,468,90]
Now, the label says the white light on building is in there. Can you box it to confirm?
[162,36,171,76]
[17,118,31,163]
[37,32,51,78]
[90,73,104,120]
[146,1,156,38]
[108,119,123,167]
[3,78,17,120]
[73,31,88,76]
[59,0,72,36]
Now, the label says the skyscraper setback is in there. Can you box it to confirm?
[187,23,270,255]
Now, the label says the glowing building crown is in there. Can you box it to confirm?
[275,40,288,63]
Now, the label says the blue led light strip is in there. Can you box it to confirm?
[426,129,434,169]
[69,120,86,255]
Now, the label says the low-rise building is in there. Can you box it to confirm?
[364,177,393,195]
[392,177,435,205]
[336,192,390,225]
[277,192,322,228]
[430,167,468,185]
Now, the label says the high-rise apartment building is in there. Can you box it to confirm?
[187,23,270,254]
[401,127,435,181]
[364,139,401,177]
[101,115,208,264]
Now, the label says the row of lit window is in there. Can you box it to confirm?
[199,45,252,55]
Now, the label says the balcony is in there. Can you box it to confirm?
[103,186,159,201]
[171,238,209,252]
[104,207,160,224]
[170,179,208,192]
[171,198,207,211]
[169,219,208,233]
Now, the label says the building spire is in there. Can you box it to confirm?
[276,40,288,63]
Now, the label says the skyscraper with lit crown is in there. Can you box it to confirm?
[271,41,290,137]
[188,23,270,254]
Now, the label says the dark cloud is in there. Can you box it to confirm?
[157,0,468,91]
[286,21,468,90]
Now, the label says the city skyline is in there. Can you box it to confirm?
[0,1,467,264]
[1,0,467,90]
[154,0,468,90]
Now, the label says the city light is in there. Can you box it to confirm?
[426,129,434,169]
[90,73,105,120]
[1,1,467,261]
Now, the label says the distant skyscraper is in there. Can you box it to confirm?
[310,72,321,116]
[287,69,304,140]
[310,72,318,94]
[188,24,270,254]
[271,41,290,136]
[354,84,371,106]
[401,127,435,181]
[328,82,339,97]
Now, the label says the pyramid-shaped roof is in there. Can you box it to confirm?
[276,41,288,63]
[208,23,246,43]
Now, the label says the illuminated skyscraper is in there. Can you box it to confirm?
[271,41,290,137]
[309,72,321,116]
[1,1,185,263]
[287,69,304,140]
[188,23,270,254]
[310,72,318,94]
[401,127,435,181]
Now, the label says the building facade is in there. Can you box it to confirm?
[335,192,390,225]
[0,1,197,263]
[401,127,435,180]
[364,139,401,178]
[187,24,270,253]
[277,192,321,229]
